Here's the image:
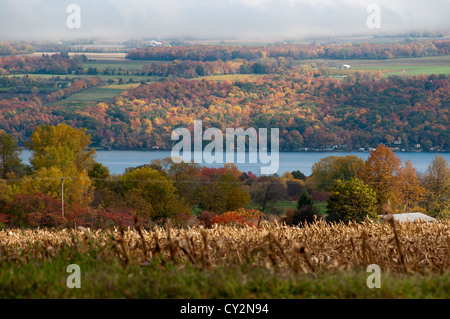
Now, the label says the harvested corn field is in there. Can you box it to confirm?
[1,219,449,299]
[1,219,449,274]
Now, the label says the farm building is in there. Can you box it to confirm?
[380,213,437,223]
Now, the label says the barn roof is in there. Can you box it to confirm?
[380,213,437,222]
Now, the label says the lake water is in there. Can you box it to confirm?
[19,150,450,176]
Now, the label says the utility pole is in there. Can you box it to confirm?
[61,177,64,218]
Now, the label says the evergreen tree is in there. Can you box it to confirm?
[291,189,318,225]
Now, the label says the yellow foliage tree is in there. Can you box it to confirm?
[120,167,189,220]
[28,123,95,172]
[0,179,13,205]
[308,155,364,191]
[23,124,95,206]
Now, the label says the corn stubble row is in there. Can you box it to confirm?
[0,219,449,273]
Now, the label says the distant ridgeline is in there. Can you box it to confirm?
[1,73,448,152]
[126,41,450,61]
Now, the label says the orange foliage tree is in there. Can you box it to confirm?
[359,145,402,212]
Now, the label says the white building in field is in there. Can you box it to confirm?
[339,64,351,69]
[381,213,437,223]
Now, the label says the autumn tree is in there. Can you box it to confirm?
[0,179,13,207]
[250,176,287,213]
[359,145,402,212]
[397,160,426,213]
[23,124,96,206]
[281,172,305,198]
[119,166,189,220]
[21,167,66,201]
[222,163,243,180]
[197,174,250,214]
[161,158,204,206]
[88,162,110,180]
[308,155,364,191]
[147,157,174,175]
[326,178,378,223]
[28,123,95,172]
[423,155,450,218]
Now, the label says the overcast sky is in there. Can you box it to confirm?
[1,0,449,41]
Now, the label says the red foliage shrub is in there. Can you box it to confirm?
[64,205,95,228]
[65,207,135,229]
[4,193,65,228]
[210,209,263,228]
[97,209,134,228]
[200,167,226,181]
[0,213,11,224]
[2,193,135,229]
[24,212,67,229]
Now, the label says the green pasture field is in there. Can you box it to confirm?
[86,59,168,70]
[101,83,142,89]
[310,55,450,77]
[385,65,450,76]
[52,86,129,107]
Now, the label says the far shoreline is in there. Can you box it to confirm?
[17,147,450,154]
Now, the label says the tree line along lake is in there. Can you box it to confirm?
[18,150,450,176]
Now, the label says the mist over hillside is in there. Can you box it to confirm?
[1,0,449,42]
